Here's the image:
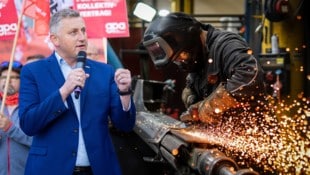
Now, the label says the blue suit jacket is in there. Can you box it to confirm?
[19,53,136,175]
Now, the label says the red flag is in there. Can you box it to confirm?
[23,0,50,35]
[23,0,36,19]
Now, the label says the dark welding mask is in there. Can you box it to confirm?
[143,12,202,70]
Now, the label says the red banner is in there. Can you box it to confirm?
[73,0,130,38]
[0,0,18,40]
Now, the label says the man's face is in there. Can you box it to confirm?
[0,70,20,95]
[50,17,88,60]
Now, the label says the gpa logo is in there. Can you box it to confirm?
[0,0,9,10]
[0,23,17,36]
[105,22,126,34]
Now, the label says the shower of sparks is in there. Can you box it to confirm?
[177,94,310,174]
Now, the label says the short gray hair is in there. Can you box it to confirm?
[49,8,81,34]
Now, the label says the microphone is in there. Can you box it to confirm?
[74,51,86,99]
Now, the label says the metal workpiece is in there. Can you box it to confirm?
[191,148,258,175]
[132,79,260,175]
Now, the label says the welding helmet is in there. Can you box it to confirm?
[143,12,203,71]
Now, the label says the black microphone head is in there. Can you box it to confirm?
[77,51,87,63]
[76,51,86,69]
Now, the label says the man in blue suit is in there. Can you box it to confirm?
[18,9,136,175]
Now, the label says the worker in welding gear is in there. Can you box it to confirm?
[142,12,266,124]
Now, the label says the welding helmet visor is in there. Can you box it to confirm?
[143,36,173,67]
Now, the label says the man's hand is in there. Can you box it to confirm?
[114,68,132,93]
[114,68,132,110]
[180,102,201,122]
[59,68,89,101]
[181,87,197,108]
[180,84,238,124]
[0,114,12,131]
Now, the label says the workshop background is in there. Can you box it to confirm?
[110,0,309,112]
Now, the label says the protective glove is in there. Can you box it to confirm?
[180,83,238,124]
[181,87,197,108]
[181,73,197,108]
[179,101,201,122]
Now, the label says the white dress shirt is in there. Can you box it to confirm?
[56,53,90,166]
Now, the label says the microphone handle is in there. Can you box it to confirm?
[74,86,82,99]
